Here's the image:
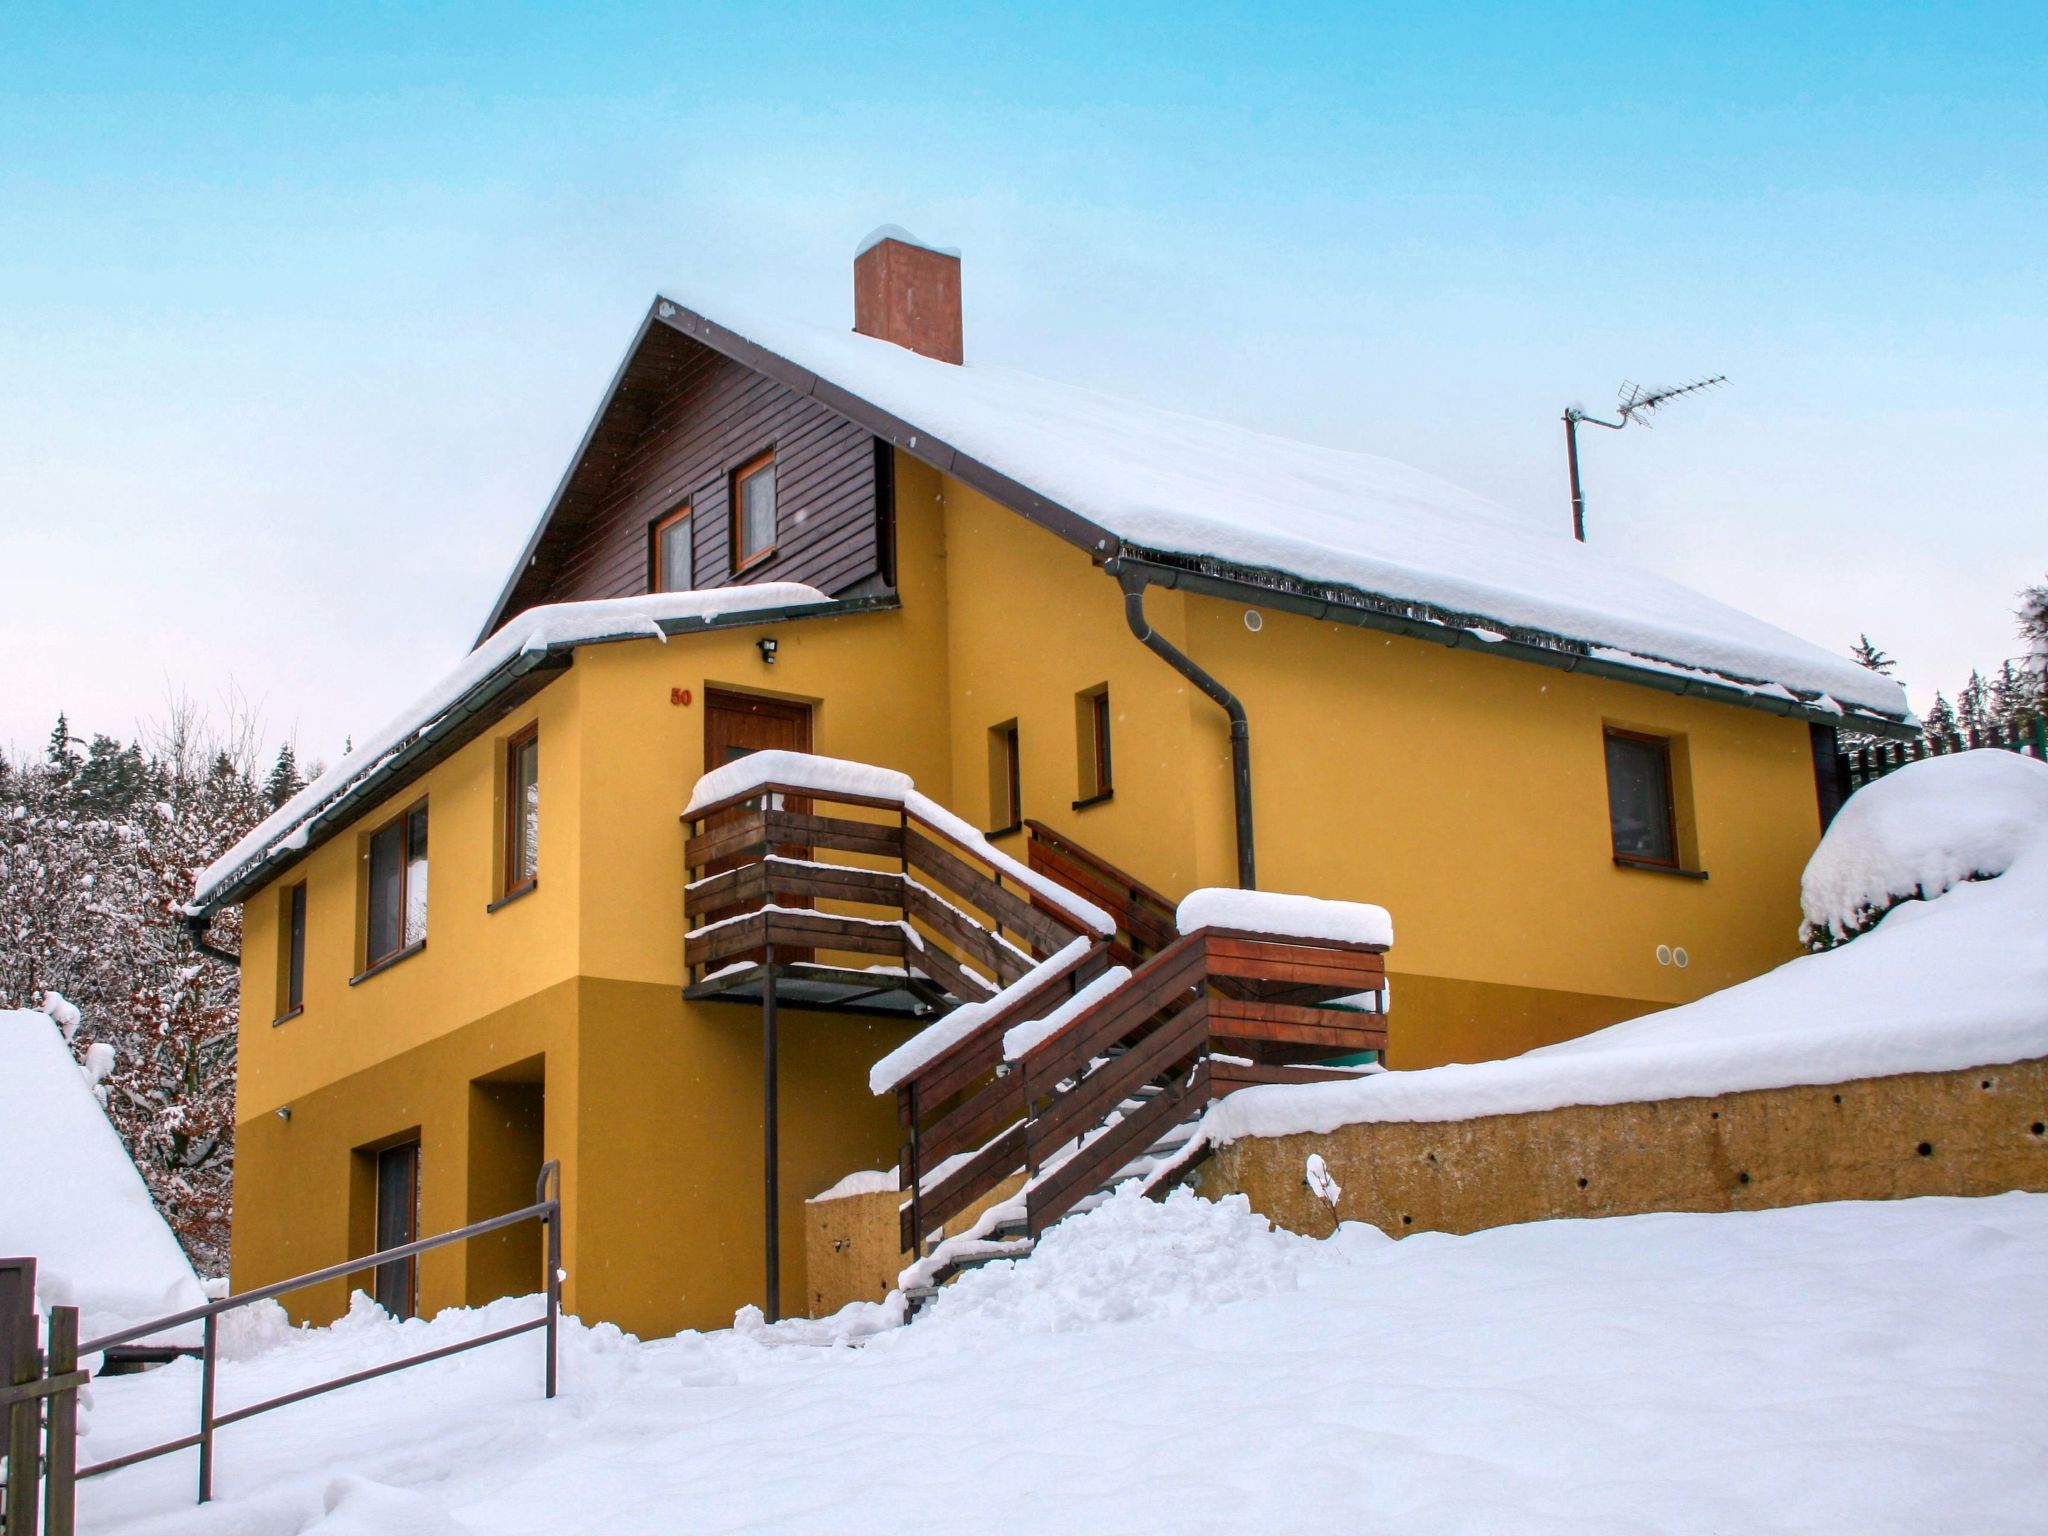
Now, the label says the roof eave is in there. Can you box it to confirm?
[197,594,902,916]
[1108,549,1919,738]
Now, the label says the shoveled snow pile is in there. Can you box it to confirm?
[73,1189,2048,1533]
[1176,886,1393,948]
[1800,748,2048,943]
[656,291,1910,721]
[0,1008,206,1345]
[1201,751,2048,1141]
[195,584,833,907]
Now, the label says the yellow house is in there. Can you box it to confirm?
[190,231,1914,1338]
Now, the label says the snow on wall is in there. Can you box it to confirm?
[656,290,1912,721]
[0,1009,207,1345]
[194,584,832,908]
[1799,748,2048,942]
[1198,753,2048,1143]
[1176,888,1393,949]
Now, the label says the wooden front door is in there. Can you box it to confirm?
[704,691,814,962]
[705,689,813,770]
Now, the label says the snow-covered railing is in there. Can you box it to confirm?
[681,752,1114,1021]
[891,888,1397,1264]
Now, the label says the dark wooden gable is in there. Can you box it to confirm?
[486,320,888,635]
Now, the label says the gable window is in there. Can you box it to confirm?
[277,880,307,1021]
[504,725,539,896]
[731,450,777,570]
[988,720,1022,834]
[1075,685,1113,806]
[365,799,429,970]
[1603,729,1677,867]
[651,504,693,592]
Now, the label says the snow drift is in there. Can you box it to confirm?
[1799,747,2048,943]
[0,1007,206,1344]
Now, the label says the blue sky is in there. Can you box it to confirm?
[3,2,2043,761]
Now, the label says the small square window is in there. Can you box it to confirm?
[1604,730,1677,866]
[731,451,777,570]
[651,505,692,592]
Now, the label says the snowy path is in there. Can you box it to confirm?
[80,1190,2048,1535]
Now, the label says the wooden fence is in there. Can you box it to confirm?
[1838,718,2046,796]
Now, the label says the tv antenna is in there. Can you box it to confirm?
[1564,375,1725,542]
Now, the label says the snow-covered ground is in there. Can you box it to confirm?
[1202,750,2048,1141]
[76,1189,2048,1534]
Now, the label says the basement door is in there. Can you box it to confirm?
[372,1140,419,1320]
[703,690,814,962]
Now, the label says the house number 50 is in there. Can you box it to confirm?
[670,688,694,707]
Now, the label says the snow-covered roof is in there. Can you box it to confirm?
[641,292,1912,724]
[192,585,845,913]
[0,1009,207,1345]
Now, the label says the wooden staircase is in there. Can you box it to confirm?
[679,777,1390,1316]
[895,832,1390,1308]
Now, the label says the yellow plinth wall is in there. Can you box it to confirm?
[231,977,914,1339]
[1184,1056,2048,1239]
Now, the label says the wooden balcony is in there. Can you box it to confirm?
[682,786,1098,1019]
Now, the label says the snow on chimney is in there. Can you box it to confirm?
[853,225,962,364]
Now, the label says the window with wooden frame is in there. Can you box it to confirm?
[988,720,1022,834]
[504,725,539,898]
[276,880,307,1022]
[1074,685,1113,806]
[363,799,429,971]
[1603,729,1678,868]
[730,449,778,571]
[650,503,693,593]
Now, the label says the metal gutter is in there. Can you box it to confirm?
[1111,550,1919,740]
[1109,562,1256,889]
[195,596,901,917]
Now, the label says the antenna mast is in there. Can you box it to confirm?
[1564,374,1725,541]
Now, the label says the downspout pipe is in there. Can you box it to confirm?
[185,912,241,969]
[1110,562,1256,889]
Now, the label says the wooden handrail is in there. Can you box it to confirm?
[1023,819,1177,919]
[896,924,1395,1264]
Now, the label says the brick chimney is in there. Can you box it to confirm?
[853,226,962,364]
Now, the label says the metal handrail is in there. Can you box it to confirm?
[72,1159,562,1506]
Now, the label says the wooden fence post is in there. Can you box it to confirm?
[42,1310,76,1536]
[2,1258,40,1536]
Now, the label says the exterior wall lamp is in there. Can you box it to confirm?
[757,637,778,665]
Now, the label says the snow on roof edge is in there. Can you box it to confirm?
[642,290,1911,722]
[192,586,840,912]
